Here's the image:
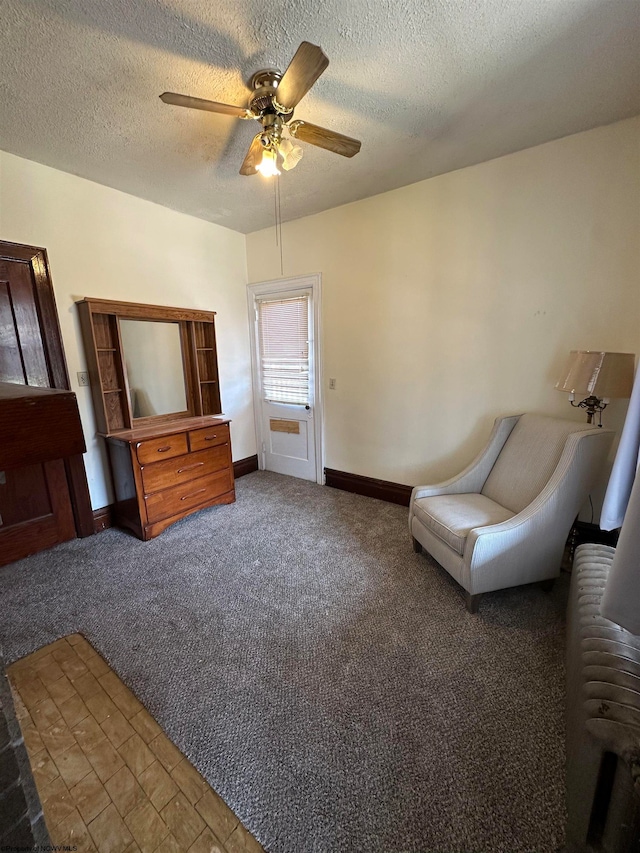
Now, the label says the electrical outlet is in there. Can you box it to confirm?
[329,378,336,390]
[77,371,90,387]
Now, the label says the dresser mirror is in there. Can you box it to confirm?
[77,298,222,435]
[120,319,188,419]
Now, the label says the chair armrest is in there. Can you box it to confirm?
[411,415,520,502]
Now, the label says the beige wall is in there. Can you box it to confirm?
[0,151,255,510]
[247,117,640,511]
[2,117,638,517]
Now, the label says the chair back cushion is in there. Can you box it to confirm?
[481,413,594,513]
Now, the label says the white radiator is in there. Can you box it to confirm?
[566,544,640,851]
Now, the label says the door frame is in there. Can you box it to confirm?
[247,274,324,484]
[0,239,94,536]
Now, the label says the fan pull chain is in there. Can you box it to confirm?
[274,177,279,247]
[277,175,283,275]
[273,174,284,276]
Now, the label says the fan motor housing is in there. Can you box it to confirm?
[248,69,292,117]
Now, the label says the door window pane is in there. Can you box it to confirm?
[257,296,309,405]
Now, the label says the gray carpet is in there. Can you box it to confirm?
[0,471,567,852]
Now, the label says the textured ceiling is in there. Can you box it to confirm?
[1,0,639,233]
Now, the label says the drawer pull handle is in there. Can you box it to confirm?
[205,434,218,441]
[181,488,207,501]
[157,446,172,453]
[177,462,204,474]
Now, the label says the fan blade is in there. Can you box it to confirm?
[275,42,329,110]
[239,134,264,175]
[160,92,249,118]
[289,121,361,158]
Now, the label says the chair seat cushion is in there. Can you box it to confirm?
[412,493,515,555]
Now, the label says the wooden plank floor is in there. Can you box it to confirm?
[8,635,265,853]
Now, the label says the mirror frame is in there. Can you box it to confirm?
[76,298,221,435]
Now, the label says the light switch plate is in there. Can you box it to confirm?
[77,371,89,386]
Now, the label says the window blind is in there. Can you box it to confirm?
[258,296,310,405]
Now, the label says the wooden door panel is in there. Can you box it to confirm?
[0,464,51,526]
[0,460,76,567]
[0,259,50,386]
[0,282,26,384]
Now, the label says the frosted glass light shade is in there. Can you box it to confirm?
[555,351,635,399]
[256,147,281,177]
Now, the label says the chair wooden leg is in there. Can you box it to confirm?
[540,578,555,593]
[412,537,422,554]
[465,592,482,614]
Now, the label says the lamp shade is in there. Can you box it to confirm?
[555,351,635,399]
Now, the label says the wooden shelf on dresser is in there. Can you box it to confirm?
[103,416,235,541]
[76,297,222,434]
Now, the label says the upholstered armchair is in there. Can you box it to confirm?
[409,414,614,613]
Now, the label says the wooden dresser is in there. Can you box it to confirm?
[105,416,235,541]
[76,297,235,541]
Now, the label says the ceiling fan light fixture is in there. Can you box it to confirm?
[256,146,281,178]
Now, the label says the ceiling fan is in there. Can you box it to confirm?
[160,41,361,177]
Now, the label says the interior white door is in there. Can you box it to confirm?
[256,291,317,480]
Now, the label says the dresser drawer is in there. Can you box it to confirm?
[145,469,233,523]
[189,423,230,452]
[141,445,230,495]
[136,434,188,466]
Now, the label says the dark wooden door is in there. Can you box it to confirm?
[0,241,93,564]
